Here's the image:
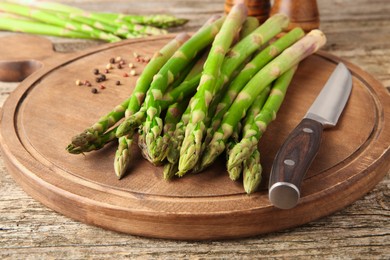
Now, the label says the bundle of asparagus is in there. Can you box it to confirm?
[67,3,327,193]
[0,1,188,41]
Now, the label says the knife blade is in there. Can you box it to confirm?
[268,62,353,209]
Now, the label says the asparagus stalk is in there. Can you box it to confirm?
[203,28,305,161]
[178,3,248,176]
[128,33,190,119]
[0,10,36,21]
[67,126,118,154]
[166,105,191,168]
[164,14,289,175]
[68,98,131,150]
[227,66,298,170]
[116,15,220,138]
[114,53,204,175]
[225,122,243,181]
[242,148,262,194]
[227,85,270,179]
[239,16,259,39]
[16,0,187,28]
[191,18,261,174]
[70,64,200,154]
[139,16,225,164]
[113,33,189,178]
[163,162,179,181]
[55,11,136,39]
[148,52,208,163]
[115,72,201,138]
[22,0,168,36]
[201,29,327,169]
[0,2,121,42]
[95,12,188,28]
[115,50,204,139]
[159,98,191,162]
[0,16,92,39]
[114,135,133,178]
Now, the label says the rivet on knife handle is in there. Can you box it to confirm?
[269,118,323,209]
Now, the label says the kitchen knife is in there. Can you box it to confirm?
[268,62,353,209]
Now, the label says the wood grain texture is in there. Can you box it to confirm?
[1,36,389,240]
[271,0,320,32]
[0,0,389,258]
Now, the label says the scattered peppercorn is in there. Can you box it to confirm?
[91,88,98,94]
[75,79,82,86]
[130,69,137,76]
[133,52,139,58]
[106,63,113,70]
[116,80,121,85]
[96,74,106,82]
[104,69,109,74]
[99,84,106,89]
[119,60,125,65]
[128,63,135,68]
[85,80,92,87]
[117,64,122,69]
[123,73,129,77]
[93,68,99,75]
[109,57,115,64]
[115,56,122,63]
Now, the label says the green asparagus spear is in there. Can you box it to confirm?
[114,72,201,139]
[227,85,270,179]
[239,16,260,39]
[159,98,191,162]
[114,135,133,179]
[0,2,121,42]
[228,66,298,170]
[163,161,179,181]
[148,51,208,163]
[25,1,168,36]
[243,148,262,194]
[201,30,327,169]
[94,13,188,28]
[67,126,118,154]
[178,3,248,176]
[113,33,189,178]
[226,122,244,180]
[139,16,225,164]
[0,16,92,39]
[201,28,305,170]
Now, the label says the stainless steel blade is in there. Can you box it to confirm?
[304,63,352,128]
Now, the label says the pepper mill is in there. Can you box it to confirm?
[225,0,271,23]
[270,0,320,32]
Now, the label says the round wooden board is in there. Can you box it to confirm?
[0,35,389,240]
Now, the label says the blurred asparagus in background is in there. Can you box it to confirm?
[0,1,188,42]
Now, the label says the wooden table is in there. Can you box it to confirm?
[1,0,389,258]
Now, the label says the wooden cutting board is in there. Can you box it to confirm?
[0,34,389,240]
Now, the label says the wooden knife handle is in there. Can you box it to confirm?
[268,118,323,209]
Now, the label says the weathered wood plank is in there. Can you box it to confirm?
[0,0,389,258]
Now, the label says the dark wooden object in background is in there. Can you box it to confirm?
[271,0,320,31]
[225,0,271,22]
